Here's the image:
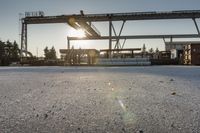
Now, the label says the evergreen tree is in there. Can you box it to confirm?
[155,47,159,53]
[44,46,57,60]
[44,46,49,59]
[6,40,12,57]
[0,40,20,65]
[142,44,146,52]
[12,41,20,61]
[149,48,154,53]
[50,46,57,60]
[0,40,5,59]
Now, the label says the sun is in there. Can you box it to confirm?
[68,29,86,38]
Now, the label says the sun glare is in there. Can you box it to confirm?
[68,29,86,38]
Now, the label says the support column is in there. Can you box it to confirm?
[115,21,126,49]
[109,21,112,58]
[20,22,28,59]
[193,18,200,35]
[121,39,126,49]
[131,50,134,58]
[163,37,166,44]
[170,37,173,43]
[20,22,25,59]
[67,37,70,49]
[25,24,27,57]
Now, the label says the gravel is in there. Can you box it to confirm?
[0,66,200,133]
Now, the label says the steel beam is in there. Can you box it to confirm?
[68,34,200,40]
[192,18,200,35]
[121,39,127,49]
[109,21,112,58]
[114,21,126,49]
[100,48,141,52]
[25,24,27,57]
[20,22,24,59]
[23,10,200,24]
[67,39,70,49]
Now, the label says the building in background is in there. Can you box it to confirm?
[183,43,200,65]
[60,49,99,65]
[165,41,200,60]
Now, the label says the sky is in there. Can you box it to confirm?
[0,0,200,57]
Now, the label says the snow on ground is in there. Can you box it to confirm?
[0,66,200,133]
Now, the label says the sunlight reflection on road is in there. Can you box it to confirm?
[107,81,137,125]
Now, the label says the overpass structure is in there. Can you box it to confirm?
[21,10,200,58]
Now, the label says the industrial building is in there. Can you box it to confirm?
[165,41,200,59]
[164,41,200,65]
[183,43,200,65]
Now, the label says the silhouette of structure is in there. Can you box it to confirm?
[21,10,200,58]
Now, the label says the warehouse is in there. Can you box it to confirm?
[183,43,200,65]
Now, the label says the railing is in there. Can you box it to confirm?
[25,11,44,17]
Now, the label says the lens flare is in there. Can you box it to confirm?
[68,29,86,38]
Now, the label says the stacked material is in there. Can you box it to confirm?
[97,58,151,66]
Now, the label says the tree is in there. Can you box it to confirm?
[44,46,49,59]
[6,40,12,57]
[142,44,146,52]
[0,40,20,65]
[44,46,57,60]
[11,41,20,61]
[50,46,57,60]
[155,47,159,53]
[0,40,5,59]
[149,48,154,53]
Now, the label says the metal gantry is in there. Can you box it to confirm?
[20,20,28,58]
[21,10,200,58]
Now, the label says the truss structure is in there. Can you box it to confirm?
[21,10,200,58]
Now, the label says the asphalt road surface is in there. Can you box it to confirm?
[0,66,200,133]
